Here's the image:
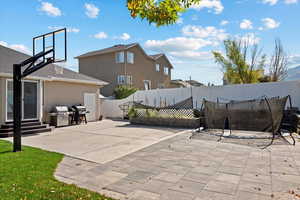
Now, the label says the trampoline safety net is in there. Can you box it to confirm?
[204,96,288,133]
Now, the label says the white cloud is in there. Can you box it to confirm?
[145,37,212,52]
[191,0,224,14]
[285,0,298,4]
[240,19,253,30]
[120,33,131,40]
[48,26,80,33]
[182,25,228,41]
[84,3,99,18]
[94,32,108,39]
[220,20,229,26]
[288,54,300,65]
[169,51,213,61]
[0,41,8,46]
[236,33,261,45]
[261,18,280,29]
[39,2,62,17]
[145,25,230,61]
[261,0,278,5]
[261,0,298,5]
[0,41,31,54]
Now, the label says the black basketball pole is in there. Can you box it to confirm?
[12,28,66,152]
[13,64,22,152]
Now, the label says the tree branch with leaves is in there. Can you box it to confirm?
[127,0,201,26]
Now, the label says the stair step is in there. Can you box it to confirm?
[5,119,39,124]
[0,125,48,133]
[0,127,52,138]
[1,121,42,129]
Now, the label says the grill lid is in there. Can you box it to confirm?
[55,106,69,112]
[73,105,86,110]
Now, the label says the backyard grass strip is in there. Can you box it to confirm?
[0,140,115,200]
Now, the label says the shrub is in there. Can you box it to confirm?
[128,107,138,119]
[114,85,138,99]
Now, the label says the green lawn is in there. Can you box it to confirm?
[0,140,114,200]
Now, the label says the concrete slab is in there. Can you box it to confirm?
[3,119,185,164]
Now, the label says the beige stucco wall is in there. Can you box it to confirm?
[43,81,101,123]
[78,46,172,97]
[0,77,6,124]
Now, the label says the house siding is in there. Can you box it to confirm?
[79,53,123,97]
[78,45,172,97]
[43,81,101,123]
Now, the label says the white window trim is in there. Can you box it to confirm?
[117,75,133,85]
[5,79,40,122]
[117,75,125,84]
[156,64,160,72]
[164,66,169,75]
[143,80,151,90]
[127,51,134,64]
[115,51,125,63]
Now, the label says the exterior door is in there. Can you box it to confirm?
[6,80,38,121]
[23,81,38,120]
[84,93,97,121]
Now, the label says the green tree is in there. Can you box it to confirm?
[127,0,201,26]
[212,39,266,84]
[113,85,138,99]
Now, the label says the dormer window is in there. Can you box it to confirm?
[156,64,160,72]
[116,51,124,63]
[127,51,134,64]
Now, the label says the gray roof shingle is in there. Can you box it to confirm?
[75,43,138,59]
[0,45,108,85]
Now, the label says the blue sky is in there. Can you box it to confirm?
[1,0,300,85]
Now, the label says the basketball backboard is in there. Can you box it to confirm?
[33,28,67,64]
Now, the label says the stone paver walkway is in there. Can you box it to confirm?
[55,132,300,200]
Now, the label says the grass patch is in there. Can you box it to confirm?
[0,140,114,200]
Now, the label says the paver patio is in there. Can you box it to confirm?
[53,129,300,200]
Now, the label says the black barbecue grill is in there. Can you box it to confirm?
[71,105,89,124]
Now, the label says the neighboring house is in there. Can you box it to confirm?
[0,45,108,125]
[169,79,204,88]
[76,43,173,97]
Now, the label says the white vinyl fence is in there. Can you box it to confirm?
[100,80,300,119]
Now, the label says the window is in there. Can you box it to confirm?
[144,80,151,90]
[164,67,169,75]
[117,75,126,84]
[156,64,160,72]
[117,75,132,85]
[126,75,133,85]
[127,51,134,64]
[116,51,124,63]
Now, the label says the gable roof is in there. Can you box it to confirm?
[148,54,164,60]
[75,43,138,59]
[0,45,108,86]
[75,43,174,69]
